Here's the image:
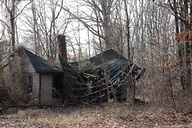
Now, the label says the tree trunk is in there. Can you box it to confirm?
[10,0,16,51]
[174,0,186,90]
[124,0,130,60]
[96,10,110,101]
[32,0,39,55]
[100,0,111,49]
[184,0,191,96]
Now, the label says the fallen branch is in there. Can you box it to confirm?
[0,53,15,70]
[0,61,11,70]
[0,104,41,114]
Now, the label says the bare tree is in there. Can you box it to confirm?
[0,0,30,51]
[20,0,71,61]
[124,0,130,60]
[61,0,125,52]
[166,0,192,97]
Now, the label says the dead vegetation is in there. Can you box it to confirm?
[0,103,191,128]
[0,85,28,107]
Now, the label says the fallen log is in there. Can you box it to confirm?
[0,104,41,114]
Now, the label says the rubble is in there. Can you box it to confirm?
[59,49,146,103]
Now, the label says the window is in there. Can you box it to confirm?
[28,73,33,93]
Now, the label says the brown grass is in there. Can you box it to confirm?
[1,103,192,128]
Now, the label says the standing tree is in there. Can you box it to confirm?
[20,0,71,61]
[166,0,192,96]
[0,0,30,51]
[61,0,125,53]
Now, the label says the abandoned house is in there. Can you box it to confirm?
[12,46,63,105]
[5,35,145,105]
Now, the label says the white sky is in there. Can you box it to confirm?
[15,0,96,58]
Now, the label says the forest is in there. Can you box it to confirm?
[0,0,192,127]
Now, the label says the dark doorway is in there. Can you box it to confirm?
[52,74,63,98]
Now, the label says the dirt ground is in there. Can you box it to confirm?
[0,103,192,128]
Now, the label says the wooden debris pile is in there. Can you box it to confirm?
[59,49,146,103]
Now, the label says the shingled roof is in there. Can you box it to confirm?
[21,47,62,73]
[89,49,128,65]
[60,49,145,93]
[70,49,142,72]
[88,49,143,78]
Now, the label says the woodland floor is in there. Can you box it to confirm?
[0,102,192,128]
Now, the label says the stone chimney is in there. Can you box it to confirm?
[57,35,67,62]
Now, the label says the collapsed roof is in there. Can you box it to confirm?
[21,47,62,73]
[59,49,146,100]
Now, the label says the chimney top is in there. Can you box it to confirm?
[58,35,67,62]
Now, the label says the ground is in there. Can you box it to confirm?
[0,103,192,128]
